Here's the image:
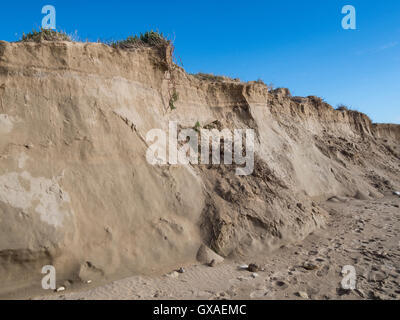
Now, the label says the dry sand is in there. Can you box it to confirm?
[34,195,400,300]
[1,41,399,299]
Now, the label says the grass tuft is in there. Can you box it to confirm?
[336,104,349,111]
[110,31,171,50]
[19,28,72,42]
[191,73,240,83]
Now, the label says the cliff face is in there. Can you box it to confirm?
[0,41,399,294]
[373,124,400,140]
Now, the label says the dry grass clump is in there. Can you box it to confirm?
[192,72,240,83]
[336,104,349,111]
[336,104,362,113]
[20,28,72,42]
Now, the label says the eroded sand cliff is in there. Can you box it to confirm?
[0,41,399,295]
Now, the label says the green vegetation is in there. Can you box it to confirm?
[336,104,349,111]
[109,31,178,112]
[194,121,201,132]
[110,31,171,49]
[169,90,179,110]
[20,28,71,42]
[18,29,170,48]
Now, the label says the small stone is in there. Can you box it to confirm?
[275,281,288,289]
[177,267,185,274]
[56,286,66,292]
[86,280,92,284]
[248,263,259,272]
[209,259,217,267]
[297,291,309,299]
[196,244,224,266]
[251,273,259,278]
[302,262,318,271]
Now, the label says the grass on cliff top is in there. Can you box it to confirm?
[336,104,362,113]
[19,28,72,42]
[191,72,240,83]
[18,29,170,50]
[336,104,349,111]
[110,31,171,49]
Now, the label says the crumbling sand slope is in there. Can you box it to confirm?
[0,41,399,295]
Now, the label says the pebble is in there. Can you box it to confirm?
[275,281,288,289]
[298,291,309,299]
[248,264,259,272]
[209,259,217,267]
[178,267,185,274]
[302,262,318,271]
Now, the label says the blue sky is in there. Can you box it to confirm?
[1,0,399,124]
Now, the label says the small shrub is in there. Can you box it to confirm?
[336,104,348,111]
[169,90,179,110]
[20,28,71,42]
[113,31,179,113]
[109,31,177,113]
[336,104,366,116]
[110,31,171,50]
[194,121,201,132]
